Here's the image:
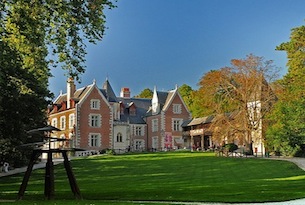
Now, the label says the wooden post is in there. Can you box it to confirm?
[18,149,81,200]
[17,150,40,200]
[44,150,54,199]
[62,150,81,199]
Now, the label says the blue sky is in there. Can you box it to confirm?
[49,0,305,98]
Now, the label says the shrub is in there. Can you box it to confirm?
[105,149,116,155]
[223,143,238,152]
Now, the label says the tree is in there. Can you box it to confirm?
[0,0,116,165]
[135,88,153,98]
[266,25,305,156]
[0,42,47,165]
[178,84,193,110]
[197,54,278,150]
[1,0,116,81]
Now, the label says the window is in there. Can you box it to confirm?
[89,114,101,127]
[135,140,143,150]
[117,132,123,142]
[51,118,58,128]
[152,136,158,149]
[60,116,66,130]
[152,119,158,132]
[89,133,101,147]
[90,99,100,110]
[69,114,75,128]
[172,119,182,131]
[173,104,182,114]
[135,126,142,136]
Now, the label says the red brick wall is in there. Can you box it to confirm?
[78,86,112,150]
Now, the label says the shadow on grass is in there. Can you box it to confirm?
[1,152,305,203]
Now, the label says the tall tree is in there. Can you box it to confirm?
[197,54,278,149]
[0,0,116,165]
[178,84,193,110]
[135,88,153,98]
[266,25,305,156]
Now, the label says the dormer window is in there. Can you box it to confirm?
[120,102,125,115]
[61,101,67,111]
[129,103,136,116]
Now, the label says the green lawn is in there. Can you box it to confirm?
[1,152,305,204]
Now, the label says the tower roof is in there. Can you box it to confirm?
[101,78,118,102]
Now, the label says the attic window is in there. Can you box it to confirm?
[130,107,136,116]
[173,104,182,114]
[129,102,136,116]
[91,99,100,110]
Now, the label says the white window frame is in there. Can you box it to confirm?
[172,118,182,131]
[89,114,101,127]
[134,140,144,151]
[152,136,158,149]
[90,99,100,110]
[135,126,143,136]
[88,133,101,147]
[51,118,58,128]
[60,116,66,130]
[69,113,75,128]
[173,104,182,114]
[152,119,158,132]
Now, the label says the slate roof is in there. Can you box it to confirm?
[53,85,92,105]
[117,97,151,124]
[182,115,214,127]
[49,85,93,114]
[101,79,118,102]
[161,90,175,112]
[146,90,177,116]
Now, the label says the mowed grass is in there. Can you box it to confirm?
[1,152,305,204]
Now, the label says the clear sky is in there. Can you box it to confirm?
[49,0,305,98]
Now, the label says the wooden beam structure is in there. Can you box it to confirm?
[17,149,81,200]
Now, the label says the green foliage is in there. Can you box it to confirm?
[223,143,238,152]
[267,25,305,156]
[0,42,48,166]
[178,84,193,108]
[135,88,153,98]
[0,1,116,165]
[0,0,116,81]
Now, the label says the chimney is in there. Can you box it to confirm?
[120,87,130,98]
[67,77,75,109]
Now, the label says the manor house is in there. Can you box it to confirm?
[47,78,191,154]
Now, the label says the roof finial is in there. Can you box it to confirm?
[93,79,96,85]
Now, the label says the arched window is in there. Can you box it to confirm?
[116,132,123,142]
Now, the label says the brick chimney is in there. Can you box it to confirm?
[120,87,130,98]
[67,77,76,109]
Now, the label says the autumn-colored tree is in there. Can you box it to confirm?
[197,54,278,150]
[266,25,305,156]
